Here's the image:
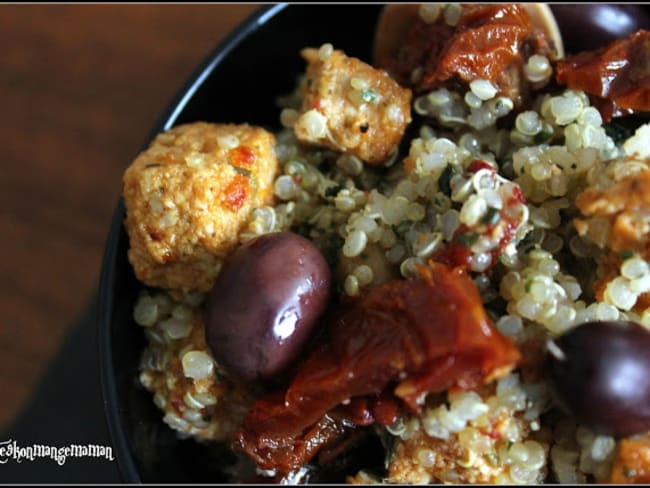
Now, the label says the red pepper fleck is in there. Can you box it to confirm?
[312,98,322,111]
[467,159,494,173]
[149,230,164,242]
[222,174,249,211]
[228,145,255,168]
[170,398,184,415]
[487,429,502,440]
[508,185,526,205]
[432,224,473,269]
[555,30,650,122]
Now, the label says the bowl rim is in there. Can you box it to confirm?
[96,4,287,482]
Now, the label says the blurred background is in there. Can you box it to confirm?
[0,3,259,437]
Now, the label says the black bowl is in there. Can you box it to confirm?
[97,4,383,483]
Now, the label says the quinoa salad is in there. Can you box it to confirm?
[121,4,650,484]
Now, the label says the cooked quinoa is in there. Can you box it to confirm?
[124,4,650,484]
[134,288,260,443]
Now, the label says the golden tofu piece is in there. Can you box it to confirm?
[123,122,279,294]
[608,435,650,484]
[575,164,650,261]
[294,47,412,165]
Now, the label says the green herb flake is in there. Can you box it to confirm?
[525,278,533,293]
[619,249,635,260]
[534,128,553,145]
[458,232,479,247]
[481,207,501,226]
[324,184,342,197]
[230,164,252,178]
[439,164,454,197]
[361,88,379,104]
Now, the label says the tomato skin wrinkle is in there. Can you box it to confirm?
[234,261,520,474]
[556,30,650,121]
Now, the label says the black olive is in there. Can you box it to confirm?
[551,4,650,54]
[205,232,331,382]
[545,320,650,438]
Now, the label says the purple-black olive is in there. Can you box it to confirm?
[551,4,650,54]
[545,320,650,438]
[205,232,331,382]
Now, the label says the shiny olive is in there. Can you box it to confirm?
[205,232,331,382]
[551,4,650,53]
[545,320,650,438]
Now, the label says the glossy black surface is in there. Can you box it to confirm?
[551,4,650,53]
[206,232,331,382]
[545,320,650,438]
[97,4,382,483]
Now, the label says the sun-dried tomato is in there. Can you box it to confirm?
[234,262,520,474]
[377,4,554,106]
[556,30,650,122]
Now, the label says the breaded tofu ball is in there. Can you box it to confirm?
[293,46,412,165]
[123,122,279,295]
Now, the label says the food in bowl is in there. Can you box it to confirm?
[120,3,650,484]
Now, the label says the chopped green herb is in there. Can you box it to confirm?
[481,207,501,226]
[361,88,379,104]
[525,278,533,293]
[604,122,632,145]
[395,220,412,235]
[458,232,479,247]
[494,99,504,112]
[230,164,252,177]
[506,440,514,450]
[324,184,343,197]
[518,229,536,251]
[439,164,454,197]
[534,128,553,144]
[619,249,635,260]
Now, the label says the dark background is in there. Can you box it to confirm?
[0,4,259,482]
